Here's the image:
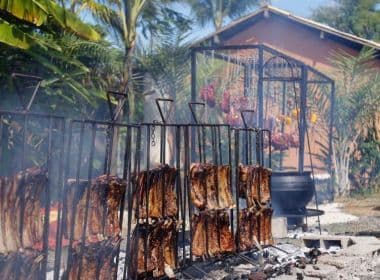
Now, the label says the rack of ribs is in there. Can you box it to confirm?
[0,249,43,279]
[129,219,177,279]
[191,210,234,258]
[63,237,120,280]
[259,208,273,245]
[236,209,259,251]
[218,211,235,254]
[64,175,126,241]
[238,165,260,207]
[238,165,272,206]
[132,165,177,220]
[258,167,271,204]
[190,163,234,210]
[0,167,47,253]
[217,166,235,209]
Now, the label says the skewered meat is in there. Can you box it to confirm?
[64,175,126,242]
[132,165,177,219]
[217,166,235,209]
[64,238,120,280]
[259,168,271,204]
[0,249,43,279]
[260,208,273,245]
[190,163,217,210]
[129,220,177,279]
[237,209,259,251]
[238,165,271,206]
[191,211,234,258]
[238,165,259,207]
[191,214,206,258]
[0,167,47,253]
[190,163,234,210]
[218,211,235,253]
[129,224,154,279]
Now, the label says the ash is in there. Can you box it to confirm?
[179,238,380,280]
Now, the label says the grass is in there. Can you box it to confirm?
[337,189,380,217]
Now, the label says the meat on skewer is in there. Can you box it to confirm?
[191,211,235,258]
[217,166,235,209]
[0,249,43,280]
[0,167,47,253]
[237,209,259,251]
[132,165,177,220]
[64,238,120,280]
[129,220,177,279]
[64,175,126,242]
[190,163,234,210]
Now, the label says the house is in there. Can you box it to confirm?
[192,5,380,174]
[194,5,380,74]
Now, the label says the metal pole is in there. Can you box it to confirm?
[191,49,197,163]
[328,81,335,200]
[258,45,264,128]
[298,65,307,172]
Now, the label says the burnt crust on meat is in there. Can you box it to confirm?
[132,165,177,220]
[190,163,235,211]
[0,167,47,253]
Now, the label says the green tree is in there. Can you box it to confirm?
[72,0,191,120]
[180,0,259,43]
[0,0,120,116]
[312,0,380,41]
[329,48,380,196]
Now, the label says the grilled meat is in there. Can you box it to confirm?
[64,175,126,242]
[238,165,271,206]
[0,167,47,253]
[129,220,177,279]
[191,211,234,258]
[259,168,271,204]
[217,166,235,209]
[190,163,234,210]
[191,214,206,258]
[237,209,259,251]
[132,165,177,220]
[218,211,235,253]
[0,249,43,279]
[238,165,259,207]
[64,238,119,280]
[260,208,273,245]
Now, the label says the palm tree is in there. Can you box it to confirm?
[71,0,191,119]
[180,0,260,41]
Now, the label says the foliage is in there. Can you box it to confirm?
[312,0,380,41]
[328,48,380,196]
[136,30,190,122]
[180,0,259,31]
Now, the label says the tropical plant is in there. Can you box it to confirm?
[71,0,191,120]
[0,0,120,116]
[328,48,380,196]
[180,0,259,42]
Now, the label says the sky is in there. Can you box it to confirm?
[181,0,332,42]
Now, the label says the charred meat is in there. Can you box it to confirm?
[190,163,234,210]
[64,238,120,280]
[129,219,177,279]
[238,165,271,206]
[132,165,177,220]
[0,249,43,280]
[191,211,234,258]
[0,167,47,253]
[64,175,126,242]
[236,209,259,251]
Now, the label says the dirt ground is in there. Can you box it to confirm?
[338,191,380,217]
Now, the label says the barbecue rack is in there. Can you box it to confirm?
[232,110,273,263]
[0,73,65,280]
[1,74,275,280]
